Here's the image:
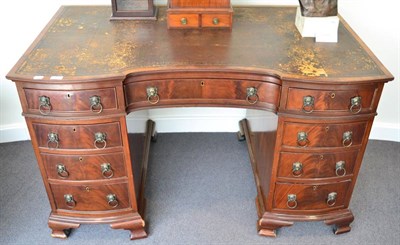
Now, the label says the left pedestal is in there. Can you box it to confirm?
[14,80,152,240]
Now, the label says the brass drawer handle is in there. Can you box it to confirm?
[39,96,52,115]
[327,192,337,207]
[180,17,187,25]
[56,164,69,178]
[350,96,362,114]
[64,194,76,208]
[94,132,107,149]
[106,194,119,208]
[287,194,297,209]
[297,131,309,147]
[302,95,315,113]
[147,87,160,104]
[101,163,114,178]
[246,87,259,104]
[342,131,353,147]
[335,161,346,177]
[90,95,103,114]
[47,132,59,149]
[213,17,219,25]
[292,162,303,177]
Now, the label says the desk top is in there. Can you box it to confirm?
[7,6,393,83]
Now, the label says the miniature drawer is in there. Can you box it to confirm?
[273,181,351,211]
[277,150,358,179]
[168,13,199,28]
[202,13,231,28]
[125,79,280,111]
[281,121,368,148]
[32,121,122,150]
[51,182,130,211]
[23,87,118,116]
[42,152,127,180]
[284,86,377,115]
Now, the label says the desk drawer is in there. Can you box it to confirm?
[42,152,127,180]
[282,121,367,148]
[277,150,358,179]
[273,181,350,211]
[284,86,377,115]
[125,79,280,110]
[51,182,130,211]
[32,121,122,150]
[23,87,118,116]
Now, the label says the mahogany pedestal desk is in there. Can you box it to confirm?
[6,6,393,240]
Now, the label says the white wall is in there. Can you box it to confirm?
[1,0,399,142]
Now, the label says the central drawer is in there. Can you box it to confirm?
[124,79,280,111]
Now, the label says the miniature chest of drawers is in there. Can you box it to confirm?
[6,6,393,240]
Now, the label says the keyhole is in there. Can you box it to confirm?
[79,157,83,162]
[330,92,336,99]
[200,81,205,87]
[85,186,90,192]
[73,128,76,132]
[67,93,71,99]
[313,185,318,191]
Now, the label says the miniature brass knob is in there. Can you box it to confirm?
[213,17,219,25]
[106,194,119,208]
[181,17,188,25]
[89,95,103,114]
[39,96,52,115]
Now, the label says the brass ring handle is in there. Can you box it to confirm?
[287,194,297,209]
[297,131,309,147]
[47,132,59,149]
[39,96,51,115]
[292,162,303,177]
[342,131,353,147]
[349,96,362,114]
[246,87,259,105]
[89,95,103,114]
[302,95,315,113]
[94,132,107,149]
[64,194,76,208]
[147,87,160,105]
[106,194,119,208]
[335,161,346,177]
[326,192,337,207]
[56,164,69,178]
[101,163,114,179]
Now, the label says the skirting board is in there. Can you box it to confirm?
[1,118,399,143]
